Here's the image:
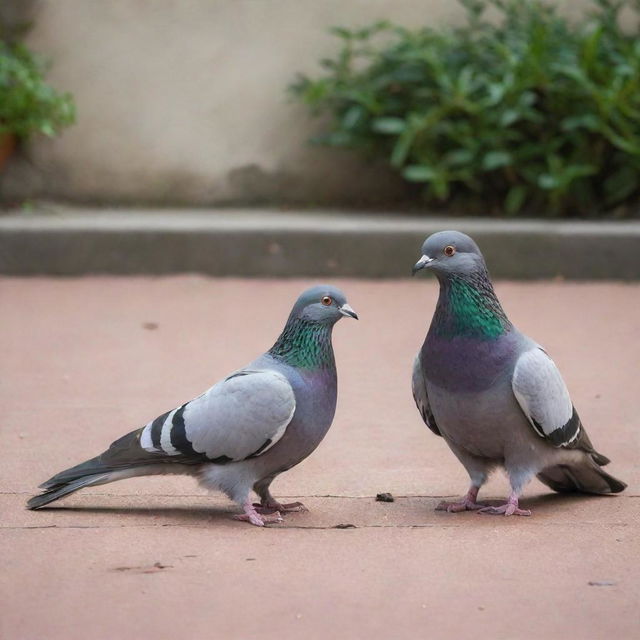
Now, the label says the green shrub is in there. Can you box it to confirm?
[0,41,75,139]
[290,0,640,217]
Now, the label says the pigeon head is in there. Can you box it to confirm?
[289,285,358,325]
[412,230,487,279]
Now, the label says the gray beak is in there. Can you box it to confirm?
[412,255,434,275]
[339,303,358,320]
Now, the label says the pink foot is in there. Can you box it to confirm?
[234,501,283,527]
[478,495,531,517]
[253,500,308,514]
[436,487,483,513]
[436,497,485,512]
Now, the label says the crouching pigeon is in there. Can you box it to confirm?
[412,231,626,516]
[28,285,358,526]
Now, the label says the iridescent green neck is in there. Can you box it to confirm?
[431,273,511,340]
[269,318,335,369]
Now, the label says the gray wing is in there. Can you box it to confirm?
[512,347,580,447]
[412,355,441,437]
[139,369,296,463]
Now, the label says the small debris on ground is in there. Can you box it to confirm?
[112,561,172,574]
[376,492,394,502]
[334,523,356,529]
[142,322,159,330]
[588,580,617,587]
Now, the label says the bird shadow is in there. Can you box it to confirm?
[39,502,238,526]
[34,491,617,528]
[478,491,617,512]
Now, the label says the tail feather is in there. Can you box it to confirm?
[537,458,626,495]
[27,464,189,510]
[27,473,112,510]
[38,455,107,490]
[38,428,153,490]
[590,450,611,467]
[28,427,196,510]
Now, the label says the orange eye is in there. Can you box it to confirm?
[444,245,456,257]
[321,296,333,306]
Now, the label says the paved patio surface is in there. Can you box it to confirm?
[1,277,638,640]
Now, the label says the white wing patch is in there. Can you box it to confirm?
[512,348,578,446]
[140,408,181,455]
[160,409,180,455]
[139,424,155,451]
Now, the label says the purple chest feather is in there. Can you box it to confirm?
[421,331,520,393]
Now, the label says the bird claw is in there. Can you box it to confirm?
[276,501,308,513]
[253,500,308,514]
[235,500,284,526]
[436,498,485,513]
[477,500,531,517]
[233,510,283,526]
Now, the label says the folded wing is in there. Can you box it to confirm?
[140,369,296,463]
[412,356,441,437]
[512,347,580,447]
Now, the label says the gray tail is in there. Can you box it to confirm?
[537,456,626,495]
[27,428,180,510]
[26,472,115,510]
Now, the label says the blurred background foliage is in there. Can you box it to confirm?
[0,41,75,139]
[291,0,640,217]
[0,14,75,141]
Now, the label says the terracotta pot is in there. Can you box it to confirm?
[0,132,17,172]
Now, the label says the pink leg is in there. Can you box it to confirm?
[478,492,531,517]
[436,486,485,513]
[233,499,283,527]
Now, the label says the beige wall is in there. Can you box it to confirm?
[3,0,590,205]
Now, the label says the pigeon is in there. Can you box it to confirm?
[27,285,358,526]
[412,231,626,516]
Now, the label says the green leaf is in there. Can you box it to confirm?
[504,184,529,215]
[39,122,55,136]
[561,114,600,132]
[499,110,520,127]
[329,26,354,40]
[371,117,406,134]
[430,174,450,199]
[538,174,560,190]
[390,129,414,167]
[445,148,475,166]
[563,164,598,180]
[342,105,366,130]
[402,165,436,182]
[322,131,353,147]
[482,151,512,171]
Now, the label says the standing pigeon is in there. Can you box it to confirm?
[28,285,358,526]
[412,231,625,516]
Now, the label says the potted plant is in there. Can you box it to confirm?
[0,40,75,171]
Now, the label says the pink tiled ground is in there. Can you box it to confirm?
[1,277,638,640]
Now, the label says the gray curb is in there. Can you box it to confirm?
[1,208,639,279]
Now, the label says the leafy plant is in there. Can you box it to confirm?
[290,0,640,217]
[0,40,75,139]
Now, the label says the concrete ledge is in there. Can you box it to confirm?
[1,207,639,279]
